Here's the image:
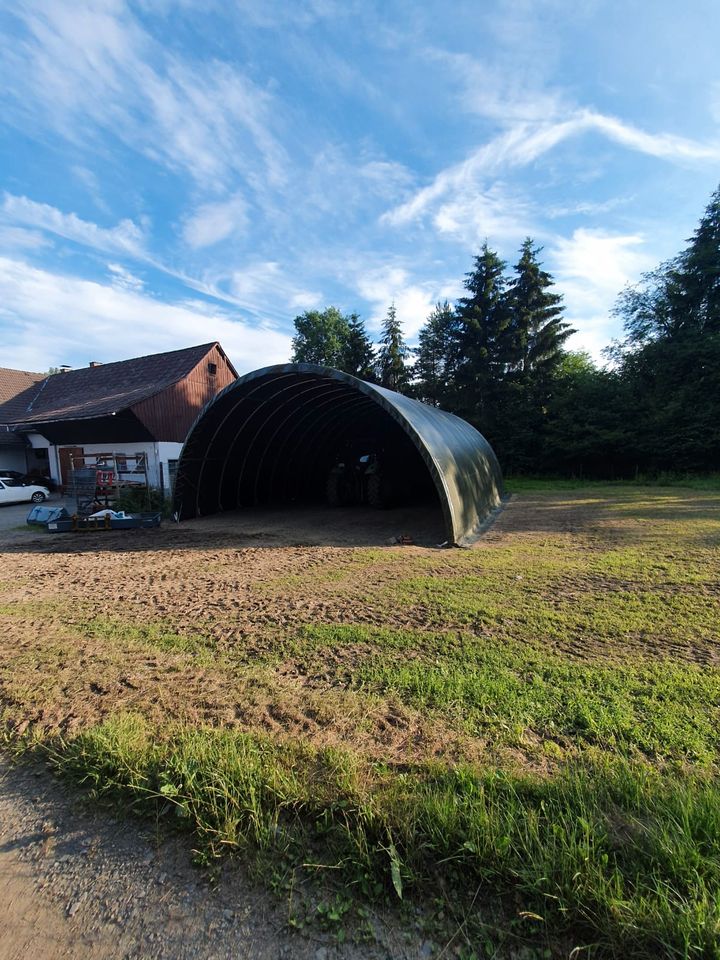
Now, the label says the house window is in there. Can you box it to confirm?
[207,362,217,375]
[133,452,147,472]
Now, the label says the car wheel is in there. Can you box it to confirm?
[31,491,46,503]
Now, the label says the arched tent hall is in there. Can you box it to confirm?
[173,364,503,546]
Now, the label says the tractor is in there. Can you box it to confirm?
[325,450,395,508]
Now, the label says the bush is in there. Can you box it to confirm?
[113,487,174,518]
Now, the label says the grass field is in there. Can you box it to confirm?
[1,483,719,958]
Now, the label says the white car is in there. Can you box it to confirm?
[0,478,50,505]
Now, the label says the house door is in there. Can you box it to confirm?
[59,447,84,490]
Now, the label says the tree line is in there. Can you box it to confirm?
[291,183,720,477]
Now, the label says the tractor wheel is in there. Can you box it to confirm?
[326,470,351,506]
[366,471,387,508]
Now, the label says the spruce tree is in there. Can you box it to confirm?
[676,183,720,334]
[508,238,572,380]
[340,313,376,380]
[453,243,512,432]
[413,301,458,406]
[377,303,410,392]
[611,181,720,472]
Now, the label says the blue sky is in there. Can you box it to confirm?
[1,0,719,373]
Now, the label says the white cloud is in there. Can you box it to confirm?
[3,2,287,190]
[182,193,248,249]
[549,228,655,360]
[182,260,323,326]
[433,182,535,247]
[0,256,291,374]
[0,225,51,251]
[429,48,570,124]
[359,160,415,201]
[356,266,455,339]
[2,193,146,258]
[586,111,720,162]
[289,290,323,310]
[107,262,144,291]
[383,112,720,230]
[71,165,111,214]
[545,196,630,219]
[229,261,281,301]
[232,0,356,28]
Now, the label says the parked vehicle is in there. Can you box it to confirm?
[0,478,50,505]
[22,472,56,491]
[0,471,56,491]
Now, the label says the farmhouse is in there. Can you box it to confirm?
[0,343,238,492]
[0,366,47,476]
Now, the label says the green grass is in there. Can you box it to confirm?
[4,482,720,957]
[289,624,720,764]
[505,473,720,492]
[357,641,720,763]
[44,714,720,959]
[79,616,216,661]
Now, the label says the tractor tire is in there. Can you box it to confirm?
[366,471,388,508]
[326,470,351,506]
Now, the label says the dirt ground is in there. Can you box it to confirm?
[0,503,457,960]
[1,490,718,958]
[2,493,719,749]
[0,756,433,960]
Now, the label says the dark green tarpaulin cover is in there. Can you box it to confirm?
[174,364,503,545]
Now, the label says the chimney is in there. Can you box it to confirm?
[89,361,102,368]
[59,365,72,373]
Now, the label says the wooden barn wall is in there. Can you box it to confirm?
[131,346,238,442]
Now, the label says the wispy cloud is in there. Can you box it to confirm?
[71,165,112,214]
[429,47,570,124]
[191,260,323,324]
[107,262,144,291]
[0,225,51,251]
[383,112,720,231]
[182,193,248,249]
[2,193,147,258]
[2,2,287,190]
[587,112,720,162]
[229,0,355,28]
[0,255,291,373]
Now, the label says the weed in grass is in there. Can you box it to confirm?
[504,474,720,492]
[348,630,720,763]
[31,716,720,959]
[80,617,216,662]
[4,483,720,958]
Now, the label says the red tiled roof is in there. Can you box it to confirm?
[0,343,230,427]
[0,367,44,408]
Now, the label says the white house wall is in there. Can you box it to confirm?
[25,436,183,491]
[0,447,28,473]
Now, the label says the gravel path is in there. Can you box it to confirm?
[0,757,427,960]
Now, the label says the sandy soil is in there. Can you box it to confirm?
[0,755,440,960]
